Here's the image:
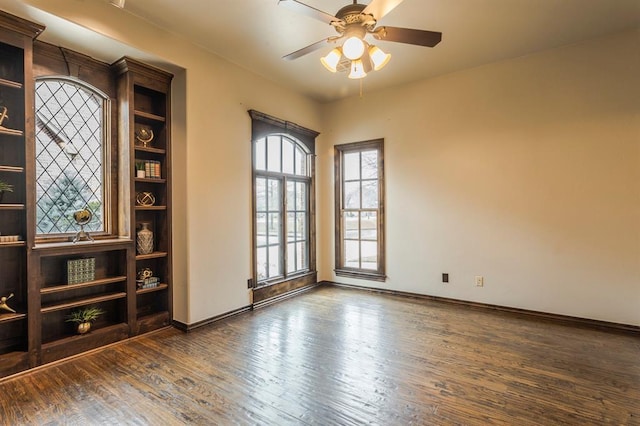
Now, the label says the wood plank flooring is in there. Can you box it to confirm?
[1,285,638,425]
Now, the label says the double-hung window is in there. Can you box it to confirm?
[335,139,386,281]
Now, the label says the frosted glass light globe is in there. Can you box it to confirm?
[342,36,365,60]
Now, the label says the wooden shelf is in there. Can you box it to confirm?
[135,205,166,211]
[41,292,127,314]
[0,77,22,89]
[0,165,24,173]
[134,145,166,155]
[41,323,129,364]
[136,283,168,295]
[134,177,166,184]
[0,312,26,324]
[0,127,23,137]
[136,251,168,260]
[41,276,128,295]
[0,204,25,210]
[33,238,132,254]
[0,241,25,248]
[134,110,165,123]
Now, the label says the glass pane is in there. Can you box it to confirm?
[256,213,267,246]
[287,242,296,274]
[362,180,378,209]
[361,211,377,240]
[295,146,307,176]
[283,139,294,175]
[297,241,307,271]
[267,213,280,245]
[286,181,295,212]
[344,181,360,209]
[344,152,360,181]
[257,247,267,280]
[35,79,105,235]
[255,137,266,171]
[361,241,378,270]
[296,212,306,241]
[287,212,295,242]
[361,150,378,179]
[256,178,266,212]
[268,245,281,277]
[344,211,359,240]
[345,240,360,269]
[267,135,281,172]
[268,179,281,212]
[296,182,306,211]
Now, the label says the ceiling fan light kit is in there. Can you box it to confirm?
[280,0,442,80]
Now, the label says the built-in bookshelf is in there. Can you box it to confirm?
[113,57,173,335]
[0,11,43,378]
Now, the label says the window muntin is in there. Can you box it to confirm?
[335,140,385,280]
[254,134,310,284]
[34,77,109,236]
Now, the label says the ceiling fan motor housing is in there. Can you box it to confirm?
[333,3,376,34]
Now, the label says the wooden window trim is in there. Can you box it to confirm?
[334,139,386,281]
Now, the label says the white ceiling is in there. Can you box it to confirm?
[9,0,640,103]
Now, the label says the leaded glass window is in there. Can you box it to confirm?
[34,77,109,236]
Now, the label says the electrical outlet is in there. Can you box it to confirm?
[442,273,449,283]
[475,276,484,287]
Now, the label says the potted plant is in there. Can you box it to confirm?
[0,179,13,203]
[135,161,146,178]
[66,306,104,334]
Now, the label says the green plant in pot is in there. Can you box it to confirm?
[66,306,104,334]
[0,179,13,203]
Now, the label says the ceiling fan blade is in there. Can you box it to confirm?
[278,0,339,25]
[362,0,404,20]
[373,26,442,47]
[283,38,332,61]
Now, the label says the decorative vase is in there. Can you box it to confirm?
[137,222,154,255]
[77,322,91,334]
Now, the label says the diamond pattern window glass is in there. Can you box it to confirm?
[35,77,109,236]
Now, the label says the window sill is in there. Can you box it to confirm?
[255,270,316,290]
[335,269,386,282]
[32,237,133,252]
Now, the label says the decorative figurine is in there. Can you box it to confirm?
[72,208,94,243]
[0,293,16,313]
[135,127,154,147]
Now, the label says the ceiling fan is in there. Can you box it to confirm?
[279,0,442,79]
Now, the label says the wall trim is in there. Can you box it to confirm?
[172,305,253,332]
[321,281,640,335]
[252,281,320,310]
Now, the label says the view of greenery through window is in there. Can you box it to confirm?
[34,78,106,235]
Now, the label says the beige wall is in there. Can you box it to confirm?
[2,1,637,326]
[318,29,640,326]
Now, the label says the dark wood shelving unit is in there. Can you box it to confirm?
[0,10,43,379]
[113,56,173,337]
[0,12,174,380]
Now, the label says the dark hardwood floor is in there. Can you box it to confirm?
[1,285,638,425]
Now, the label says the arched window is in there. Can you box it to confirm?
[249,110,318,293]
[34,77,110,236]
[254,134,310,282]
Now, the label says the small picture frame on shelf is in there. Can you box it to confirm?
[67,257,96,285]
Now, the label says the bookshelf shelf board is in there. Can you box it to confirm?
[134,177,166,184]
[41,323,129,362]
[134,110,165,123]
[135,251,168,261]
[0,77,22,89]
[136,283,168,295]
[0,165,24,173]
[0,312,26,324]
[0,241,25,248]
[134,146,166,155]
[33,238,132,254]
[0,204,25,210]
[135,205,166,211]
[41,276,128,295]
[0,127,23,137]
[41,292,127,314]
